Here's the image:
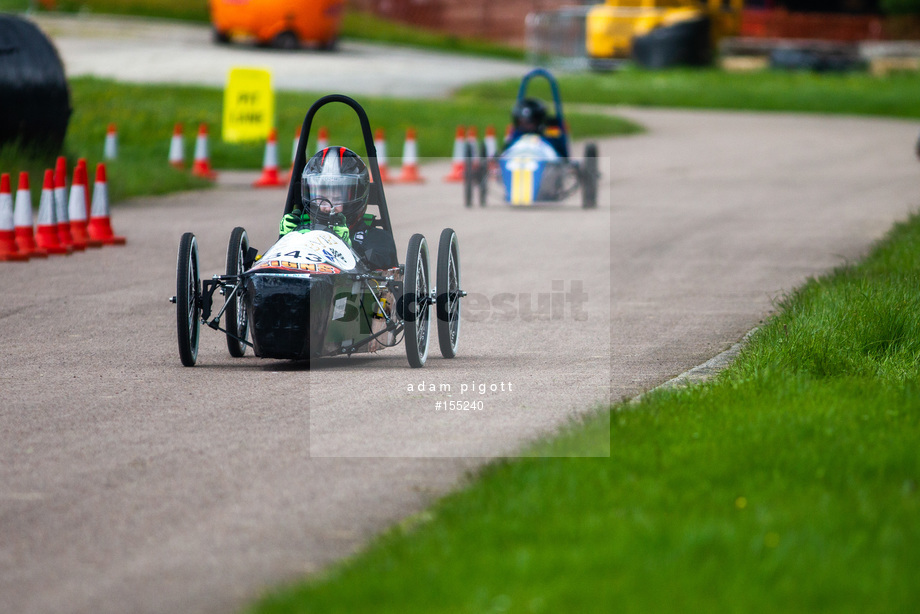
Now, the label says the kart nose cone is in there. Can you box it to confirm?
[245,273,334,359]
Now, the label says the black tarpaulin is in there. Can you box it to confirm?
[0,14,71,151]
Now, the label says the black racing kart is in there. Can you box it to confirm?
[171,94,465,368]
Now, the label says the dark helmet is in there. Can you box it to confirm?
[301,146,370,228]
[512,97,547,134]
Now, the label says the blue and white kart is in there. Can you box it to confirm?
[464,68,599,209]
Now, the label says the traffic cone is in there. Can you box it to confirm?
[53,156,82,250]
[88,163,126,245]
[484,125,498,159]
[0,173,30,261]
[315,126,329,155]
[169,123,185,169]
[253,128,284,188]
[13,172,48,258]
[374,128,390,182]
[192,124,217,180]
[69,163,103,248]
[285,125,302,182]
[396,127,425,184]
[104,123,118,160]
[443,126,466,182]
[35,169,72,255]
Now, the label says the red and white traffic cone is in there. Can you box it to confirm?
[192,124,217,180]
[88,163,126,245]
[53,156,81,250]
[13,172,48,258]
[315,126,329,155]
[396,127,425,184]
[484,125,498,159]
[0,173,30,261]
[374,128,390,182]
[443,126,466,182]
[104,123,118,160]
[285,125,302,182]
[69,162,103,249]
[35,169,72,255]
[169,123,185,169]
[253,128,284,188]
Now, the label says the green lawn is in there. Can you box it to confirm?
[1,77,639,204]
[458,67,920,119]
[247,215,920,614]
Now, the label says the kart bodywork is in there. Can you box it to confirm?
[464,68,599,209]
[172,95,464,368]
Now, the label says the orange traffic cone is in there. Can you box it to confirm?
[374,128,390,182]
[53,156,82,251]
[35,169,72,255]
[253,128,284,188]
[69,162,103,248]
[484,125,498,158]
[13,172,48,258]
[192,124,217,180]
[88,163,126,245]
[315,126,329,155]
[0,173,30,261]
[443,126,466,182]
[104,123,118,160]
[284,125,302,182]
[396,128,425,184]
[169,123,185,169]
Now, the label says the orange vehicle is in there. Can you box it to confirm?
[209,0,345,50]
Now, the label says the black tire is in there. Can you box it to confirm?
[272,30,300,50]
[478,141,488,207]
[403,233,430,368]
[212,28,231,45]
[225,227,250,357]
[176,232,200,367]
[463,141,474,208]
[436,228,461,359]
[582,142,599,209]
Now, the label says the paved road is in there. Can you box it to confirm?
[29,13,526,97]
[2,108,918,614]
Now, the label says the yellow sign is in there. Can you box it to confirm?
[222,67,274,143]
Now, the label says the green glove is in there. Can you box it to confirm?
[329,212,351,246]
[280,209,304,235]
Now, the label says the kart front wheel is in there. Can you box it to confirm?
[225,227,250,357]
[403,233,431,368]
[436,228,461,358]
[463,142,475,209]
[582,142,599,209]
[176,232,201,367]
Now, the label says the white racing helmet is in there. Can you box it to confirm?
[301,146,370,228]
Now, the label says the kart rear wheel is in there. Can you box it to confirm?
[463,142,475,208]
[225,227,250,357]
[176,232,201,367]
[403,233,431,368]
[436,228,461,358]
[582,142,599,209]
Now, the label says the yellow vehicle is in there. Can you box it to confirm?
[209,0,345,50]
[586,0,743,69]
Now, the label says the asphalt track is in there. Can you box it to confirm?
[3,14,920,614]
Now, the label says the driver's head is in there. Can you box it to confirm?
[301,146,370,228]
[512,97,547,134]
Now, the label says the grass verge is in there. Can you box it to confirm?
[246,215,920,612]
[0,77,639,204]
[458,67,920,119]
